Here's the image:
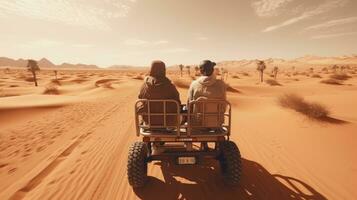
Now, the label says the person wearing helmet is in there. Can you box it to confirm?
[188,60,226,102]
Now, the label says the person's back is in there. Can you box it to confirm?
[138,60,181,127]
[188,60,227,129]
[188,60,226,102]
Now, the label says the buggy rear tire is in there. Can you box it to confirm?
[219,141,241,186]
[127,142,148,188]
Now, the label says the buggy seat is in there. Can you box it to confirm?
[135,98,231,141]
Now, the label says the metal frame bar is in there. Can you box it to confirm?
[135,99,231,139]
[148,150,220,162]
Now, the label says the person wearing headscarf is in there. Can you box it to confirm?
[138,60,181,127]
[139,60,180,103]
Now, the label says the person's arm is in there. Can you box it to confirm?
[223,82,227,100]
[138,83,148,99]
[187,82,194,103]
[170,84,181,105]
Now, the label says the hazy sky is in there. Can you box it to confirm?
[1,0,357,67]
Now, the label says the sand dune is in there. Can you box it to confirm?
[0,67,356,200]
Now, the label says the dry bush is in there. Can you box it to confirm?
[311,74,322,78]
[320,78,343,85]
[51,79,61,85]
[95,79,118,87]
[43,85,60,95]
[330,73,351,80]
[58,76,70,80]
[241,72,250,76]
[299,72,309,76]
[265,79,282,86]
[77,74,88,79]
[132,75,144,80]
[25,77,35,82]
[71,78,89,83]
[9,85,19,87]
[172,79,190,89]
[231,75,240,79]
[278,94,329,120]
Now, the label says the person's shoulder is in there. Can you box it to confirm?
[189,78,200,87]
[215,79,225,85]
[215,80,228,88]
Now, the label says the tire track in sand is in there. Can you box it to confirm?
[8,103,121,200]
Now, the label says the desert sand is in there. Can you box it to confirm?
[0,65,357,200]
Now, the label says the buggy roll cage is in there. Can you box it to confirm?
[134,99,231,139]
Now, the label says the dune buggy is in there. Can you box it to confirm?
[127,98,241,188]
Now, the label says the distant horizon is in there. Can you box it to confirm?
[1,53,357,68]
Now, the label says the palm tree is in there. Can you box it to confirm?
[185,65,191,76]
[194,66,200,76]
[54,70,58,80]
[272,66,279,80]
[292,66,296,72]
[179,64,184,77]
[27,59,40,86]
[256,60,266,82]
[221,67,228,81]
[331,65,339,73]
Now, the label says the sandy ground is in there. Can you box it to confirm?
[0,67,357,200]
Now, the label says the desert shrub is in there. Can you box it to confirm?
[25,77,35,82]
[320,78,343,85]
[231,75,240,79]
[94,79,118,87]
[43,85,60,95]
[172,79,190,89]
[311,74,322,78]
[265,79,282,86]
[330,73,351,80]
[71,78,89,83]
[51,79,61,85]
[77,74,88,78]
[278,94,329,120]
[132,75,144,80]
[241,72,250,76]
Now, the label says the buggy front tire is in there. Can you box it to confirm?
[127,142,148,188]
[219,141,242,186]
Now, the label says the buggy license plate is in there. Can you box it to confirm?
[177,157,196,165]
